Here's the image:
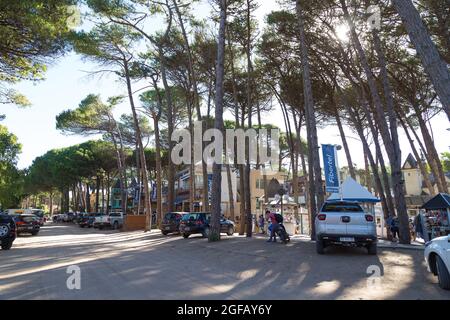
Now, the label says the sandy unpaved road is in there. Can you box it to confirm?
[0,223,449,300]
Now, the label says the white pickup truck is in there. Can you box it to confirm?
[94,212,125,230]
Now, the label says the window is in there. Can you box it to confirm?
[321,203,364,212]
[256,197,261,209]
[256,179,264,190]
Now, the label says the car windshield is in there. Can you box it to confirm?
[321,203,364,213]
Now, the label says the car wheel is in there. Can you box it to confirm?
[1,240,13,250]
[316,239,325,255]
[367,243,378,255]
[113,222,119,230]
[98,226,104,230]
[183,233,190,239]
[227,226,234,236]
[162,231,169,236]
[202,227,210,238]
[31,231,39,236]
[0,225,10,238]
[436,255,450,290]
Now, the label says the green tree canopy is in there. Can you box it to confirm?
[0,0,80,107]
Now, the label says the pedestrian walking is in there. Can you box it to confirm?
[267,210,280,243]
[258,215,265,234]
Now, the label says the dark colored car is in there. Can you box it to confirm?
[179,213,235,239]
[31,210,45,226]
[161,212,189,235]
[0,214,16,250]
[78,213,95,228]
[12,214,40,236]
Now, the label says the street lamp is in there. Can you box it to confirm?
[278,187,286,216]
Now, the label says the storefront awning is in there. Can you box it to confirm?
[421,193,450,210]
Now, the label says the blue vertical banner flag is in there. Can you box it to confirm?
[322,144,340,193]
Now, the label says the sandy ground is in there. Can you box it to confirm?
[0,223,449,300]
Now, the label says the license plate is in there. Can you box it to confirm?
[340,237,355,242]
[28,227,34,230]
[184,227,190,231]
[165,227,170,230]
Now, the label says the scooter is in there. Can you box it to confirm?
[276,223,291,244]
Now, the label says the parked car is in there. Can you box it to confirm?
[11,214,40,236]
[78,213,95,228]
[179,213,235,239]
[424,234,450,290]
[66,212,76,222]
[161,212,189,235]
[315,201,377,255]
[30,209,45,226]
[94,212,124,230]
[0,214,16,250]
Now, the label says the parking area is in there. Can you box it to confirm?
[1,223,449,300]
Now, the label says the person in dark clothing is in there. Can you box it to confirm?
[258,215,265,234]
[390,217,400,240]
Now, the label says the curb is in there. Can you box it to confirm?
[254,234,425,251]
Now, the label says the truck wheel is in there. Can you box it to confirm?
[316,239,325,255]
[436,255,450,290]
[1,240,12,250]
[367,243,378,255]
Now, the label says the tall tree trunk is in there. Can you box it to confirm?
[228,27,246,235]
[172,0,209,212]
[404,114,443,193]
[106,172,110,215]
[159,47,176,213]
[150,80,165,224]
[226,164,235,220]
[392,0,450,120]
[347,107,391,237]
[209,0,227,242]
[364,152,372,192]
[335,108,356,180]
[341,0,410,244]
[124,60,152,231]
[296,0,325,239]
[109,131,127,215]
[49,191,53,216]
[244,0,254,238]
[399,116,435,196]
[414,107,448,193]
[95,175,100,213]
[101,175,105,213]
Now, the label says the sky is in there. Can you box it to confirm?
[2,0,449,171]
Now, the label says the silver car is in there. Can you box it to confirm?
[315,201,377,255]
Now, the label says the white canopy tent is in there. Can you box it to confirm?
[327,177,380,203]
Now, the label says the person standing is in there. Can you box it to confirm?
[267,210,280,243]
[258,215,265,234]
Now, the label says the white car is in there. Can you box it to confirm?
[424,234,450,290]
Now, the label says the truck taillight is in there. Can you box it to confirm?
[365,215,374,222]
[318,214,327,221]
